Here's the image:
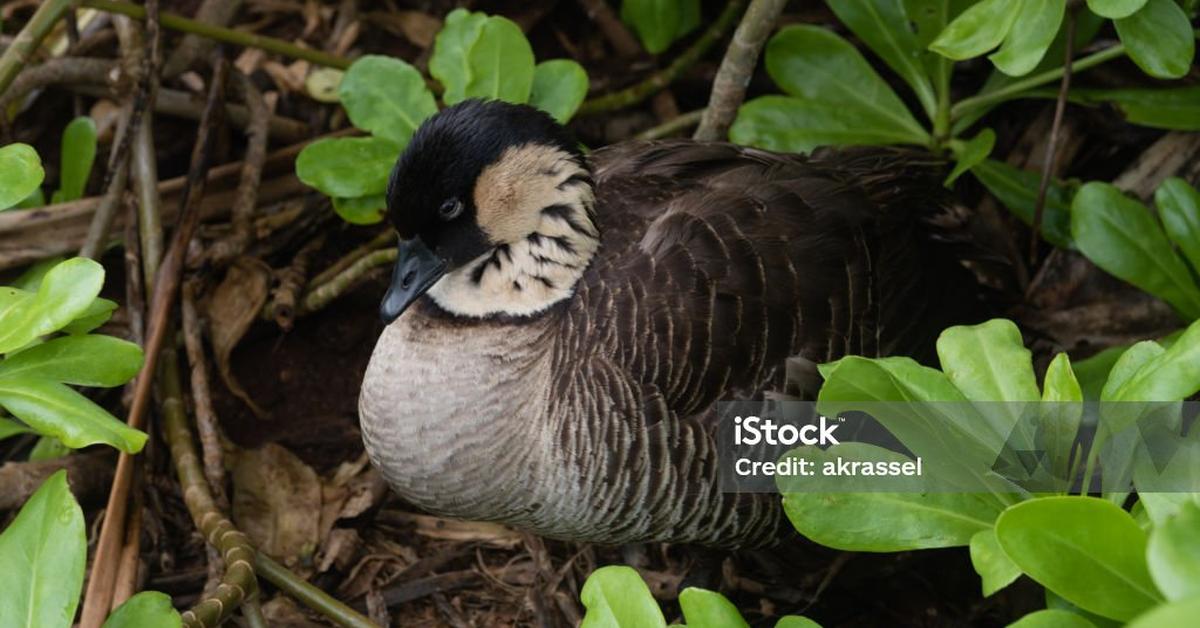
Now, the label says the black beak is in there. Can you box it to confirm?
[381,236,448,324]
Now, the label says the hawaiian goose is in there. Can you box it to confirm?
[359,99,984,548]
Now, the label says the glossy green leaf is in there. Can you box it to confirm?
[12,257,65,291]
[775,618,823,628]
[0,258,104,354]
[0,377,146,453]
[1008,609,1099,628]
[28,436,70,461]
[62,297,117,335]
[1064,87,1200,131]
[781,443,1002,551]
[946,128,995,186]
[103,591,181,628]
[679,588,749,628]
[1126,597,1200,628]
[995,496,1161,621]
[620,0,701,54]
[0,471,85,628]
[430,9,535,105]
[0,335,143,387]
[971,159,1074,249]
[1114,0,1195,79]
[937,319,1039,403]
[0,417,32,440]
[1087,0,1148,18]
[970,527,1021,596]
[0,143,44,210]
[1147,500,1200,600]
[332,195,386,226]
[731,96,931,154]
[1071,182,1200,319]
[929,0,1023,60]
[1072,345,1125,401]
[1156,178,1200,271]
[990,0,1066,76]
[530,60,589,123]
[827,0,937,118]
[580,566,667,628]
[338,56,437,148]
[295,136,399,199]
[54,116,98,203]
[764,26,929,146]
[1039,353,1082,478]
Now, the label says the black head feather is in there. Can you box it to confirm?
[386,99,583,267]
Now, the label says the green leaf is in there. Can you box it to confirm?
[103,591,181,628]
[1039,353,1083,478]
[1087,0,1148,18]
[781,443,1003,551]
[0,143,45,210]
[338,56,437,148]
[1126,597,1200,628]
[620,0,700,54]
[0,257,105,354]
[679,588,749,628]
[430,10,535,105]
[0,377,146,453]
[530,60,589,123]
[0,416,32,440]
[1156,178,1200,271]
[1008,609,1099,628]
[580,566,667,628]
[775,618,823,628]
[937,319,1039,402]
[1147,500,1200,600]
[731,96,931,154]
[332,195,386,225]
[971,159,1073,249]
[990,0,1066,76]
[1073,345,1127,400]
[970,527,1021,596]
[0,335,143,387]
[62,298,118,335]
[1114,0,1195,79]
[827,0,938,119]
[1071,182,1200,319]
[946,128,995,186]
[295,136,399,200]
[54,117,97,203]
[764,26,929,146]
[28,436,71,461]
[1064,87,1200,131]
[12,257,66,291]
[0,471,85,628]
[995,496,1162,621]
[929,0,1023,60]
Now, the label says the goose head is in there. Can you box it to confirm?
[381,99,599,322]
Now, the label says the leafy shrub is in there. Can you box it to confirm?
[0,117,98,210]
[0,142,43,210]
[782,317,1200,626]
[579,565,821,627]
[296,9,589,225]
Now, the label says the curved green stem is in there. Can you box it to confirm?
[951,43,1125,122]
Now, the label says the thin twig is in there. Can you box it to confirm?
[181,282,229,510]
[207,69,269,266]
[267,235,326,329]
[0,57,117,120]
[308,230,393,289]
[575,0,641,57]
[162,0,245,78]
[0,0,81,94]
[299,247,396,316]
[1030,9,1076,266]
[636,108,705,140]
[576,0,747,116]
[255,552,378,628]
[694,0,785,141]
[82,0,352,69]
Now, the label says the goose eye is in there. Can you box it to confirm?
[438,198,463,221]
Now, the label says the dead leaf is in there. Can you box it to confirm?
[232,443,322,567]
[369,11,442,49]
[383,511,522,548]
[207,256,271,419]
[316,527,361,574]
[260,596,327,628]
